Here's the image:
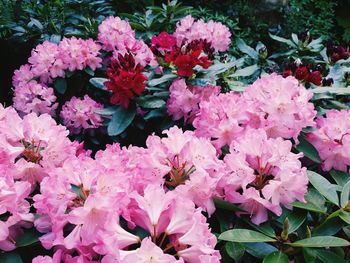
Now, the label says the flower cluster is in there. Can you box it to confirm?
[60,95,104,134]
[283,62,323,86]
[0,105,76,185]
[12,37,102,117]
[32,153,220,262]
[218,129,308,224]
[105,53,148,108]
[326,42,350,63]
[194,74,316,150]
[174,15,231,52]
[98,16,156,67]
[307,109,350,172]
[13,81,58,116]
[167,78,220,123]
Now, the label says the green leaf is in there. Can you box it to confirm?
[295,134,321,163]
[244,242,278,259]
[53,78,67,94]
[147,74,176,86]
[84,67,95,76]
[339,211,350,224]
[144,109,166,121]
[16,228,41,247]
[236,38,259,59]
[94,106,118,116]
[214,198,242,212]
[313,217,344,236]
[219,229,276,243]
[291,33,299,45]
[277,209,307,233]
[288,236,350,247]
[107,106,136,136]
[330,170,350,188]
[225,242,245,260]
[341,180,350,207]
[307,170,339,206]
[0,252,23,263]
[292,187,327,214]
[316,250,348,263]
[269,33,297,47]
[263,251,289,263]
[136,97,166,109]
[230,64,259,78]
[89,77,109,90]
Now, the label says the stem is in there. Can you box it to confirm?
[159,232,167,248]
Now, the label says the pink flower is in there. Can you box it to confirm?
[174,15,231,52]
[60,95,103,134]
[12,64,34,88]
[243,73,316,141]
[13,80,58,116]
[58,37,102,72]
[307,109,350,171]
[167,79,220,123]
[218,129,308,224]
[121,237,180,263]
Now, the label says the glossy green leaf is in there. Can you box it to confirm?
[313,217,344,236]
[53,78,67,94]
[94,106,118,116]
[339,211,350,224]
[89,77,109,90]
[107,106,136,136]
[0,252,23,263]
[263,251,289,263]
[244,242,278,259]
[330,170,350,187]
[147,74,176,86]
[230,64,259,78]
[341,180,350,207]
[288,236,350,247]
[269,33,297,47]
[277,209,307,233]
[316,250,348,263]
[292,187,327,213]
[214,198,242,212]
[219,229,276,243]
[307,170,339,205]
[136,97,166,109]
[295,134,321,163]
[225,242,245,260]
[16,228,41,247]
[236,38,259,59]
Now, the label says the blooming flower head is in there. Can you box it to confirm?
[167,79,220,123]
[307,109,350,172]
[243,73,316,141]
[13,80,58,116]
[58,37,102,72]
[0,106,76,185]
[193,91,257,150]
[134,126,225,214]
[218,129,308,224]
[60,95,103,134]
[98,16,135,52]
[12,64,34,88]
[174,15,231,52]
[105,53,148,108]
[151,32,177,52]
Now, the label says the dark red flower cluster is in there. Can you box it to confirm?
[104,53,148,108]
[326,42,350,63]
[151,32,213,78]
[282,63,323,86]
[151,32,176,52]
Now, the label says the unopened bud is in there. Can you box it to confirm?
[281,218,289,241]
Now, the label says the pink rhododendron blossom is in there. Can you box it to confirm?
[193,91,257,150]
[13,81,58,116]
[167,79,220,123]
[307,109,350,171]
[244,73,316,141]
[174,15,231,52]
[60,95,103,134]
[0,106,76,185]
[218,129,308,224]
[58,37,102,71]
[12,64,34,88]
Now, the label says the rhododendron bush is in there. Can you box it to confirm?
[2,13,350,263]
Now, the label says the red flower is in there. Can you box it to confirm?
[174,54,198,77]
[308,71,322,86]
[104,54,148,108]
[282,70,293,78]
[151,32,176,51]
[295,66,309,81]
